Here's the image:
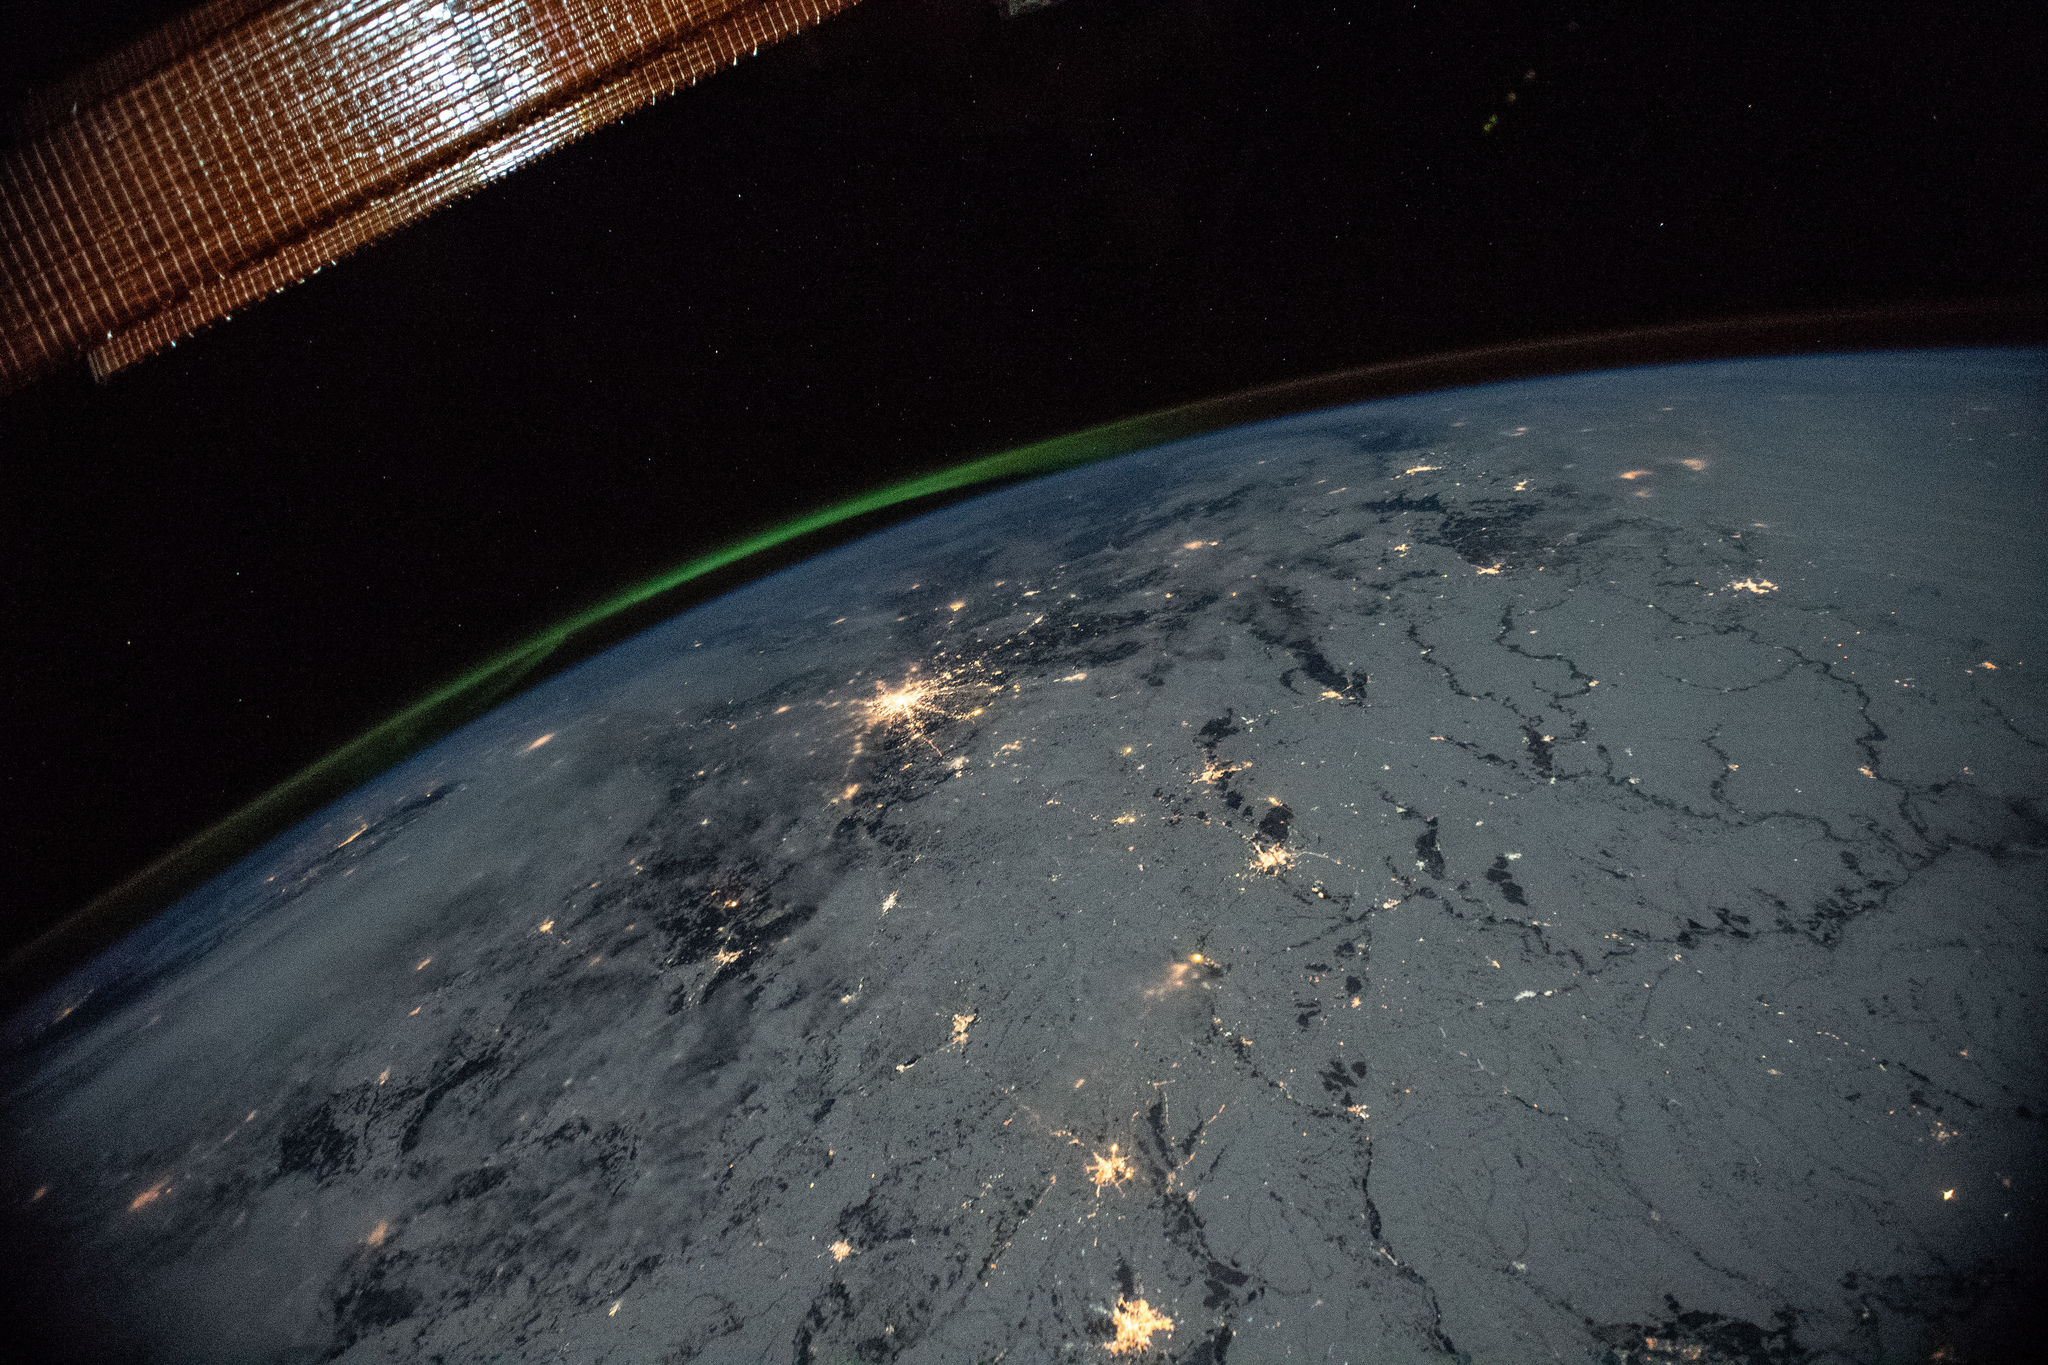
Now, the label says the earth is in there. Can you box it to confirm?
[4,351,2043,1364]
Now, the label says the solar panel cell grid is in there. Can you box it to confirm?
[1,0,863,394]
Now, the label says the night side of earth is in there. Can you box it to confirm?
[3,351,2042,1364]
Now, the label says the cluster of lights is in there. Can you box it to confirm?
[853,666,997,760]
[1106,1298,1174,1354]
[1085,1144,1135,1193]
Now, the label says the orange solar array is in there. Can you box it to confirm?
[0,0,864,396]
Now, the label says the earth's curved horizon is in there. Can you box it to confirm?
[5,348,2042,1363]
[12,307,2030,1005]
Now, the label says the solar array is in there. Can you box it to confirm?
[0,0,862,395]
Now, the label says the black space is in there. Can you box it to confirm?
[2,0,2044,964]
